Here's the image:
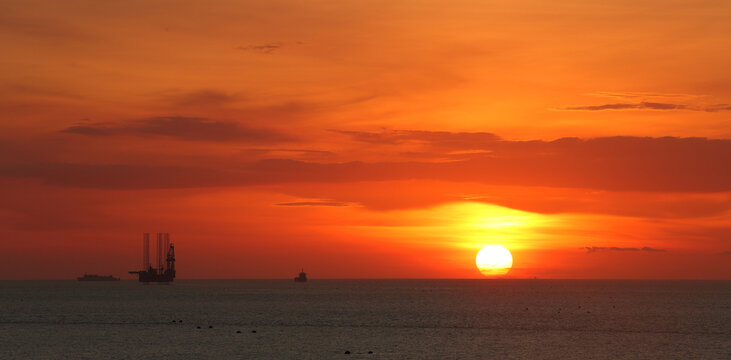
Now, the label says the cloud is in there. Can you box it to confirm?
[240,148,334,161]
[62,124,112,136]
[272,180,731,216]
[276,201,350,207]
[467,187,731,219]
[164,90,237,108]
[334,129,501,150]
[588,91,701,100]
[61,116,290,143]
[236,42,284,54]
[242,148,333,156]
[336,131,731,191]
[0,163,248,190]
[558,91,731,112]
[561,101,687,111]
[585,246,666,253]
[640,246,666,252]
[5,133,731,194]
[705,105,731,112]
[4,84,81,100]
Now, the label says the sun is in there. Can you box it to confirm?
[475,245,513,276]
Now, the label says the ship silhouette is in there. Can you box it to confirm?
[294,269,307,282]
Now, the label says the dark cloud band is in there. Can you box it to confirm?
[61,116,290,143]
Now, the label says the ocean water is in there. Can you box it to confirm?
[0,280,728,359]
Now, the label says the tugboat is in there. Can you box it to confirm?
[77,274,120,281]
[294,269,308,282]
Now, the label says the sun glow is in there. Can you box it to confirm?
[475,245,513,276]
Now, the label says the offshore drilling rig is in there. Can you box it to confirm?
[129,233,176,282]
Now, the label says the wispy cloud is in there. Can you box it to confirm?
[585,246,666,253]
[235,41,305,54]
[588,91,702,101]
[558,92,731,112]
[276,200,350,207]
[562,102,687,111]
[163,89,238,108]
[560,102,731,112]
[61,116,291,143]
[334,129,501,150]
[236,42,284,54]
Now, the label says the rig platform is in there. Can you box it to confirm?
[129,233,176,283]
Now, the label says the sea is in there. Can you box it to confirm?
[0,280,729,359]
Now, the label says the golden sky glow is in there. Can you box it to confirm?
[1,0,730,279]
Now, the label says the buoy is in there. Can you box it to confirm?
[344,351,351,354]
[196,326,201,329]
[209,325,213,328]
[368,351,373,354]
[251,330,257,333]
[236,330,241,333]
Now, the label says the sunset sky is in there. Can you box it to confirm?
[1,0,730,279]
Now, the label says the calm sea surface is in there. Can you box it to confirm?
[0,280,729,359]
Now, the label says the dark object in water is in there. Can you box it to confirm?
[344,351,350,354]
[129,233,176,283]
[294,269,308,282]
[77,274,120,281]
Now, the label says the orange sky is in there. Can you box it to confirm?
[1,0,730,279]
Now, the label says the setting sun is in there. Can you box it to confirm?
[475,245,513,276]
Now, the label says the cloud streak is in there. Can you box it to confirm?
[559,93,731,112]
[164,90,238,108]
[561,101,694,111]
[333,129,501,150]
[585,246,666,253]
[236,42,284,54]
[276,201,350,207]
[62,116,291,143]
[5,133,731,193]
[558,101,731,112]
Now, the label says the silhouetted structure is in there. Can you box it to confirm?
[129,233,176,282]
[77,274,120,281]
[294,269,307,282]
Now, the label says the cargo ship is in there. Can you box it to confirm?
[294,269,307,282]
[129,233,176,283]
[77,274,120,281]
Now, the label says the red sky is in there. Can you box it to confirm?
[1,0,730,279]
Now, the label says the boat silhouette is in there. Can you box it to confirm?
[294,269,308,282]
